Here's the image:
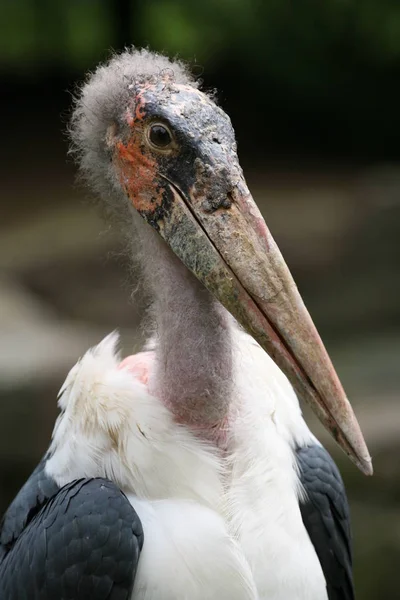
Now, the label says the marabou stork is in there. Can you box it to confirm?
[0,50,372,600]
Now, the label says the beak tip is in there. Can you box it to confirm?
[360,456,374,477]
[350,451,373,476]
[336,397,373,476]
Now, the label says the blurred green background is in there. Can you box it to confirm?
[0,1,399,598]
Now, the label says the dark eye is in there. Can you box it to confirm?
[149,124,172,148]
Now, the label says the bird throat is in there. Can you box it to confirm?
[137,221,234,440]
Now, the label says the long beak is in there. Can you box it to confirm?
[147,174,372,476]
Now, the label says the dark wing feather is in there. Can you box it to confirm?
[0,456,59,558]
[296,444,354,600]
[0,477,143,600]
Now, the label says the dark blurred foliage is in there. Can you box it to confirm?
[1,2,400,599]
[1,0,400,159]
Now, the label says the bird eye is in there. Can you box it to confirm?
[148,123,172,149]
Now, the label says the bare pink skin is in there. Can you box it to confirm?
[118,350,230,449]
[118,351,154,386]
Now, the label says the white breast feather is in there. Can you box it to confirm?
[47,332,223,509]
[129,498,257,600]
[228,329,327,599]
[46,328,328,600]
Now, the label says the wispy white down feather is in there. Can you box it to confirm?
[47,332,223,509]
[46,331,258,599]
[47,326,328,600]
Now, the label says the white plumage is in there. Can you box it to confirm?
[46,322,327,600]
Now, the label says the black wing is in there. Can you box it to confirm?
[0,456,59,558]
[296,444,354,600]
[0,471,143,600]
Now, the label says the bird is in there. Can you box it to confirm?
[0,49,372,600]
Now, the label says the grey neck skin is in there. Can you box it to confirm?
[134,214,234,435]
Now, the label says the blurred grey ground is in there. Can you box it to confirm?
[0,152,399,598]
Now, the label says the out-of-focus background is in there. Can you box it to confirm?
[0,1,399,596]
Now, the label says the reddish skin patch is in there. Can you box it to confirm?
[126,85,153,126]
[112,88,167,215]
[134,92,147,122]
[179,413,231,450]
[118,351,154,385]
[114,136,165,215]
[118,352,230,449]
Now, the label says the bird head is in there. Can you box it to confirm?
[71,49,372,475]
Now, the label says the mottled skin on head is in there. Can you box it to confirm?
[111,81,240,230]
[70,49,236,433]
[70,48,239,223]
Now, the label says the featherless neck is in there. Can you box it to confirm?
[137,219,233,432]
